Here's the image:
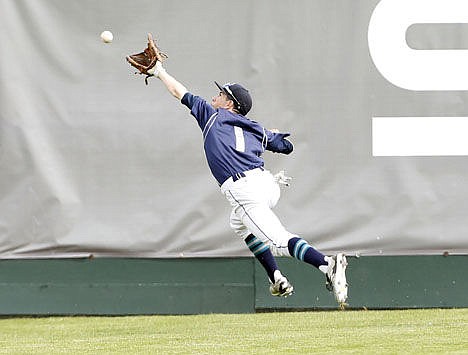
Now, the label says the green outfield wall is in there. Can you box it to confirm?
[0,256,466,315]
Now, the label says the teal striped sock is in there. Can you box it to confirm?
[288,237,326,268]
[245,234,278,282]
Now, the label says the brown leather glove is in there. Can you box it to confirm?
[126,33,167,85]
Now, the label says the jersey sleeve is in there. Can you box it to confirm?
[265,130,294,154]
[181,92,217,130]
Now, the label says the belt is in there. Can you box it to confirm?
[232,166,264,182]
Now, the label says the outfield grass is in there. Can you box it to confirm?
[0,309,467,354]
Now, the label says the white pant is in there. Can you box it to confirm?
[220,168,297,257]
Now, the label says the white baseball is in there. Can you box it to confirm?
[100,30,113,43]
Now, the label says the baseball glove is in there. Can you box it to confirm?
[126,33,168,85]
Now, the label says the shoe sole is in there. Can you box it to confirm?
[270,282,294,297]
[271,289,294,297]
[333,253,348,306]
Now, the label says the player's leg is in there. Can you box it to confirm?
[236,201,347,304]
[227,185,321,262]
[227,185,347,302]
[223,172,347,303]
[263,173,330,271]
[244,233,277,282]
[265,172,348,306]
[230,210,293,297]
[230,212,278,282]
[287,237,329,273]
[244,234,293,297]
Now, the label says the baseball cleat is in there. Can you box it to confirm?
[326,253,348,308]
[269,270,294,297]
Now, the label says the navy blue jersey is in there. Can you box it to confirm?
[181,92,293,185]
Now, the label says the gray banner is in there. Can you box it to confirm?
[1,0,467,258]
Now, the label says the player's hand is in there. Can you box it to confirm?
[274,170,292,187]
[147,61,165,77]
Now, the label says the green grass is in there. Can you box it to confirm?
[0,309,467,354]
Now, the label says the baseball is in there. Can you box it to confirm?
[100,30,113,43]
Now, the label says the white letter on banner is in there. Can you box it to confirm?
[372,117,468,156]
[369,0,468,156]
[368,0,468,91]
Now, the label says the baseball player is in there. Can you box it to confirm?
[126,35,348,307]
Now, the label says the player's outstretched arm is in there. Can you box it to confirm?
[154,62,188,100]
[126,34,187,99]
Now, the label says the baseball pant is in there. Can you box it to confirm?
[220,168,297,257]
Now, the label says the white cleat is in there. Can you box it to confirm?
[269,270,294,297]
[326,253,348,308]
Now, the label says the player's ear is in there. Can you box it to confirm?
[227,99,236,111]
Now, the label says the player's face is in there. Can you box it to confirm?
[211,92,232,110]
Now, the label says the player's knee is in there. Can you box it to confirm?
[230,222,250,240]
[270,247,290,257]
[268,231,299,257]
